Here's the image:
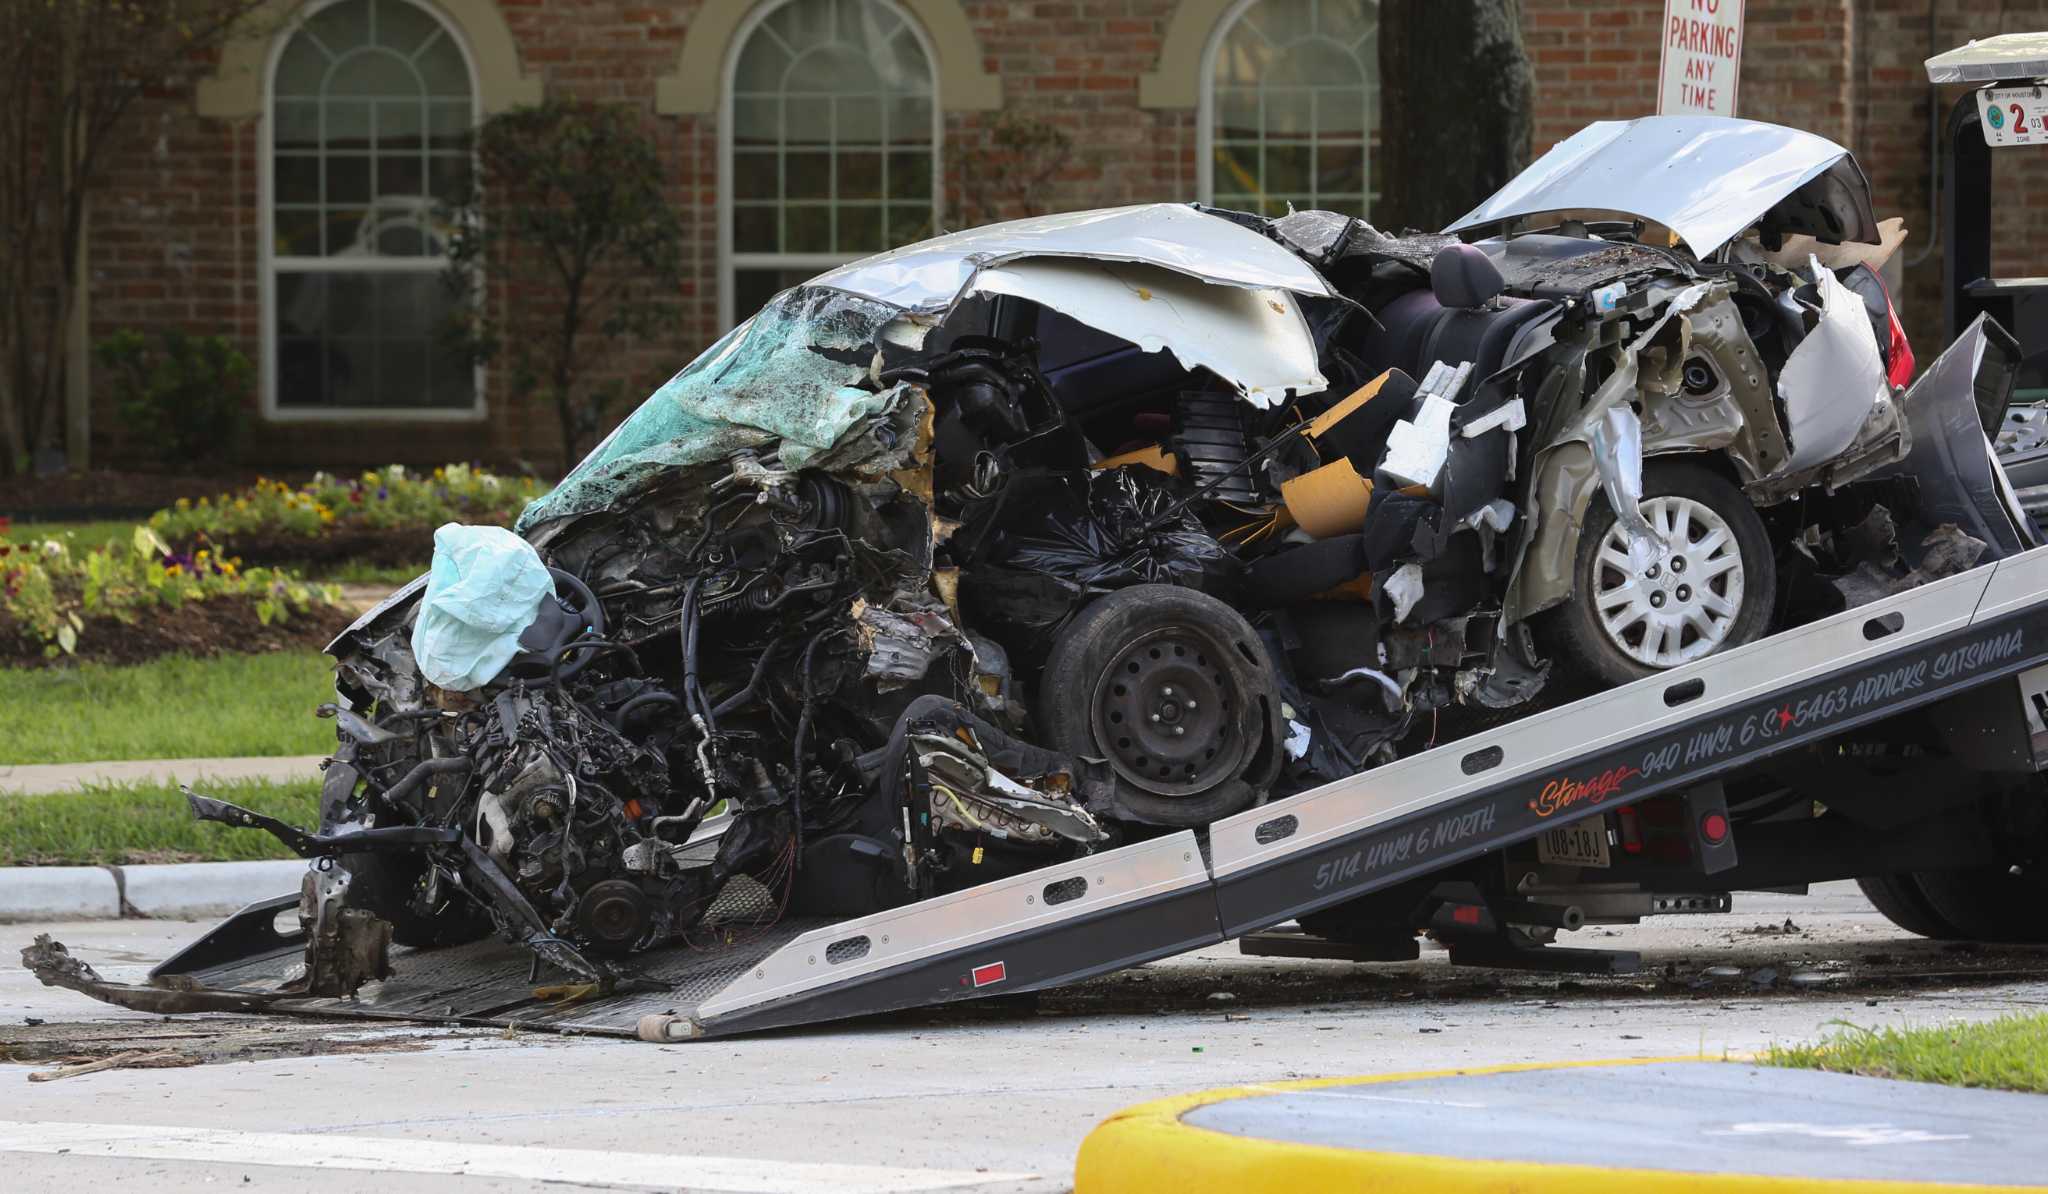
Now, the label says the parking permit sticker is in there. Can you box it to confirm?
[1978,85,2048,147]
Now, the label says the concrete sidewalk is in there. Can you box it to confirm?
[0,755,326,796]
[1078,1058,2048,1193]
[0,859,302,921]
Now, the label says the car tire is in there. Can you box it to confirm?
[1855,872,1961,939]
[1905,865,2048,944]
[1036,584,1281,828]
[1547,460,1775,687]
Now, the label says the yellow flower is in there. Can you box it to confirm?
[164,563,182,576]
[175,498,190,510]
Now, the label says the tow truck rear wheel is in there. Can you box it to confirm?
[1549,461,1775,687]
[1855,872,1962,939]
[1037,584,1281,827]
[1905,865,2048,944]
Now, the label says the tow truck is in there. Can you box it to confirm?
[26,107,2048,1041]
[102,482,2048,1041]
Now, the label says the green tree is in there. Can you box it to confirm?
[0,0,272,476]
[444,99,686,472]
[95,327,252,466]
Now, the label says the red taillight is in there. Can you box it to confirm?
[1871,270,1915,388]
[1700,812,1729,844]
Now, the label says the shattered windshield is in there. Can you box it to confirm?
[517,287,901,532]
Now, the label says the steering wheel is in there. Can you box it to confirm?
[508,568,608,682]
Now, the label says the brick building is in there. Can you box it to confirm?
[83,0,2048,471]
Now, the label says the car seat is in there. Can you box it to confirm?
[1358,244,1554,387]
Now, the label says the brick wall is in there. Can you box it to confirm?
[79,0,2048,473]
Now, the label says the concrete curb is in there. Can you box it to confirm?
[0,859,302,923]
[0,867,119,921]
[0,755,328,797]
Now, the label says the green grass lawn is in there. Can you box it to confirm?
[1764,1014,2048,1094]
[0,651,337,764]
[2,518,142,552]
[0,777,318,864]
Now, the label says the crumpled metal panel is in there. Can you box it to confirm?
[968,258,1327,405]
[809,203,1339,310]
[1443,116,1879,256]
[1775,257,1889,476]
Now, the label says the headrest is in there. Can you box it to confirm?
[1430,243,1505,309]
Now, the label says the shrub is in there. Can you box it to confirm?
[96,328,253,465]
[148,463,541,546]
[444,99,686,471]
[0,522,336,657]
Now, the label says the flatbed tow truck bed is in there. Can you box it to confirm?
[150,543,2048,1040]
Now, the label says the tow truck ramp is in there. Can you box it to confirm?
[158,545,2048,1039]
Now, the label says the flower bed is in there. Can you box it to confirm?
[146,464,541,570]
[0,521,342,663]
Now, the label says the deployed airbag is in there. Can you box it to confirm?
[411,524,554,692]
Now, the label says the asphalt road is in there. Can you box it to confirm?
[3,881,2045,1193]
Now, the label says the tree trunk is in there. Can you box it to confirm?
[1375,0,1533,234]
[554,272,585,474]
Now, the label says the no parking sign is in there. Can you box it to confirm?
[1659,0,1746,117]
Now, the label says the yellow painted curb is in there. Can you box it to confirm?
[1074,1057,2048,1194]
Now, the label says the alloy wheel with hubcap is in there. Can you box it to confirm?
[1546,460,1776,688]
[1594,493,1746,668]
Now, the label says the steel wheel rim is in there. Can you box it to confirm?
[1593,494,1745,668]
[1089,627,1247,797]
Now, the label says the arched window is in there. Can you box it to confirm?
[722,0,939,327]
[268,0,478,416]
[1202,0,1377,218]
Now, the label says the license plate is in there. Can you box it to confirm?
[1978,86,2048,147]
[1537,817,1611,868]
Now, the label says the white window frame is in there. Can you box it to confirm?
[717,0,944,332]
[1196,0,1378,214]
[260,0,486,423]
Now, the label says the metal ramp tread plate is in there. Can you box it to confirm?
[157,545,2048,1039]
[174,877,837,1037]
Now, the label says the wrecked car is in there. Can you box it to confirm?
[143,116,2035,999]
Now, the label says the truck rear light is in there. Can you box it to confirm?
[1700,812,1729,844]
[1617,805,1644,855]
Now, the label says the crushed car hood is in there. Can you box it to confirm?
[520,207,1343,531]
[809,203,1339,310]
[1443,116,1881,257]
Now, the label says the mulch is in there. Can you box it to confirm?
[0,597,356,668]
[0,469,275,519]
[180,526,436,570]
